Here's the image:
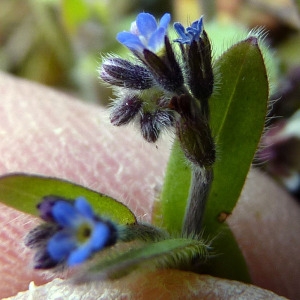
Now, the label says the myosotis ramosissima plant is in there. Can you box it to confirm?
[0,11,269,284]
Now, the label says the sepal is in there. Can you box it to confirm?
[140,110,174,143]
[187,31,214,103]
[143,36,184,93]
[170,94,215,167]
[100,58,153,90]
[110,95,143,126]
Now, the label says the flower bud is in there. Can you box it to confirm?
[143,36,184,93]
[187,31,214,102]
[110,95,143,126]
[170,94,215,167]
[140,109,175,143]
[100,57,154,90]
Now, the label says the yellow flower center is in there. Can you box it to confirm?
[77,222,92,243]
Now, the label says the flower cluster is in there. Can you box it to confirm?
[100,12,215,167]
[100,12,184,143]
[25,196,118,269]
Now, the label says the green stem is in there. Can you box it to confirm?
[182,167,213,235]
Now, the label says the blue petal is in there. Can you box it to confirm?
[174,23,191,44]
[174,17,204,44]
[116,32,137,44]
[187,18,203,38]
[67,244,92,266]
[190,20,199,31]
[117,32,144,52]
[159,13,171,30]
[136,13,157,38]
[47,231,76,261]
[52,201,81,227]
[75,197,94,219]
[195,17,203,31]
[148,27,165,52]
[174,22,186,37]
[90,222,110,250]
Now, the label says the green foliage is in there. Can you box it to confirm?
[204,37,269,236]
[153,140,191,234]
[0,8,272,284]
[203,37,268,281]
[80,237,210,281]
[0,173,136,225]
[157,37,268,282]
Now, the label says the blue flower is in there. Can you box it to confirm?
[46,197,117,266]
[174,17,203,44]
[117,12,171,54]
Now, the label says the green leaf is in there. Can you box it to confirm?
[0,173,136,225]
[152,140,191,235]
[202,37,269,281]
[204,37,269,235]
[79,237,209,281]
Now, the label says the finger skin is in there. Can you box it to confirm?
[0,72,299,299]
[9,271,286,300]
[0,72,170,298]
[229,168,300,300]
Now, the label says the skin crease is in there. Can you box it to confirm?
[0,72,299,299]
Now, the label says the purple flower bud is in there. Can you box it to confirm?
[140,110,174,143]
[140,112,156,142]
[187,32,213,102]
[110,95,143,126]
[170,94,215,167]
[100,58,154,90]
[33,246,60,269]
[37,195,71,222]
[143,36,184,93]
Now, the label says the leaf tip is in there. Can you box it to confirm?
[246,36,259,46]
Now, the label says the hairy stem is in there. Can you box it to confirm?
[182,167,213,236]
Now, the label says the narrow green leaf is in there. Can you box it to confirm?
[204,37,269,235]
[202,37,269,282]
[79,237,209,281]
[152,140,191,234]
[0,173,136,225]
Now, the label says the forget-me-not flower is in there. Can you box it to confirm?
[117,12,171,54]
[25,196,118,268]
[174,17,204,44]
[48,197,117,266]
[173,16,213,104]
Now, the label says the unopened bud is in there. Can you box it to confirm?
[110,95,143,126]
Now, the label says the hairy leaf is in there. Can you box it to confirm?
[0,173,136,225]
[202,37,269,282]
[152,140,191,234]
[78,237,210,281]
[204,37,269,235]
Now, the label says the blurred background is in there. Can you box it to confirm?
[1,0,300,200]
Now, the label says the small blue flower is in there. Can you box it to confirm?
[174,17,204,44]
[117,12,171,54]
[46,197,116,266]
